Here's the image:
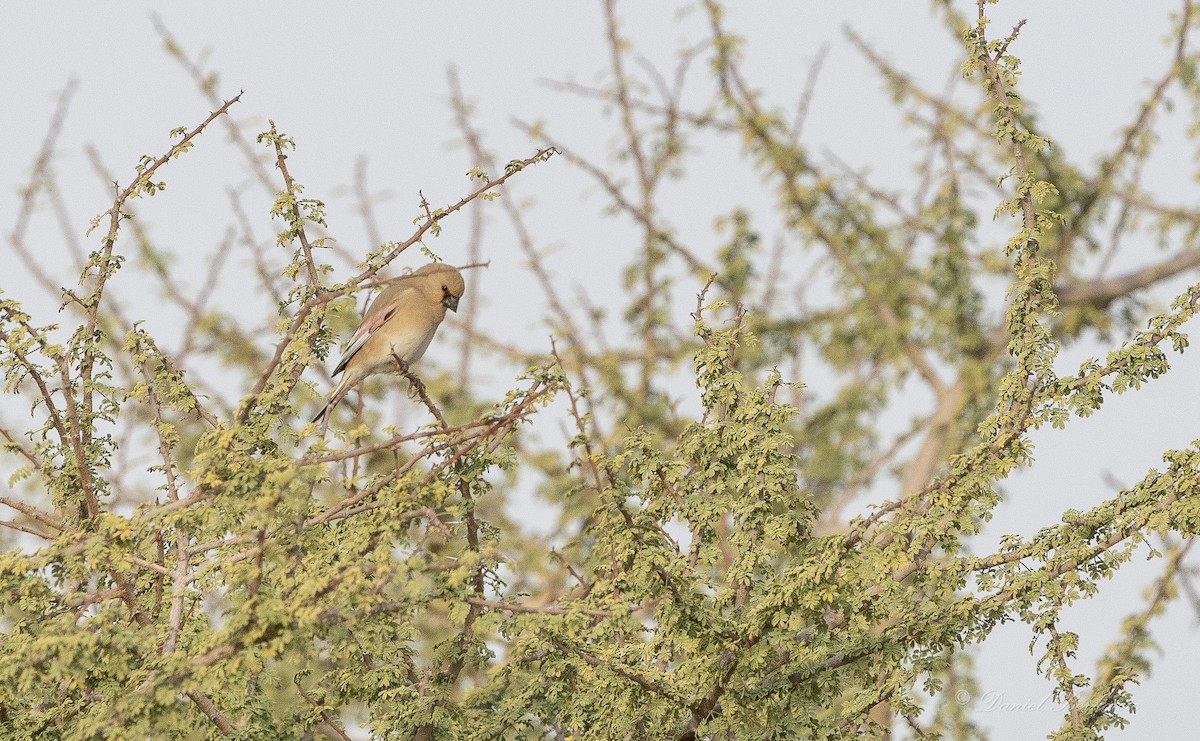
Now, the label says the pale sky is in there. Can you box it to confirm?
[3,3,1197,738]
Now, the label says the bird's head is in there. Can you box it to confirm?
[413,262,466,312]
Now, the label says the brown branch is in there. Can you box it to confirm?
[0,519,54,539]
[299,417,498,465]
[306,376,552,528]
[446,66,486,390]
[93,93,242,256]
[294,675,353,741]
[9,80,78,301]
[0,494,64,533]
[353,156,385,250]
[229,186,288,311]
[1077,538,1195,728]
[538,77,738,133]
[392,357,447,430]
[704,3,944,394]
[67,92,242,522]
[465,597,619,618]
[675,656,739,740]
[445,115,585,346]
[549,637,685,704]
[266,119,321,287]
[151,16,277,192]
[515,122,713,278]
[791,43,830,143]
[1057,247,1200,307]
[1045,622,1083,727]
[1057,0,1193,268]
[414,460,488,737]
[185,690,234,736]
[0,318,93,519]
[817,414,929,532]
[895,379,965,498]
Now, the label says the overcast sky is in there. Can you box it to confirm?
[3,3,1198,738]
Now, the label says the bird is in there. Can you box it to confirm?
[312,262,465,426]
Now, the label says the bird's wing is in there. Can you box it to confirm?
[330,285,416,377]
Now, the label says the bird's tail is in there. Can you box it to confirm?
[311,399,335,426]
[311,376,351,427]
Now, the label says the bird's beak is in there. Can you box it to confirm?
[443,294,460,312]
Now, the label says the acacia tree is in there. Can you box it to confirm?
[2,1,1199,738]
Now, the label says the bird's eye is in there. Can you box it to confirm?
[441,285,448,292]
